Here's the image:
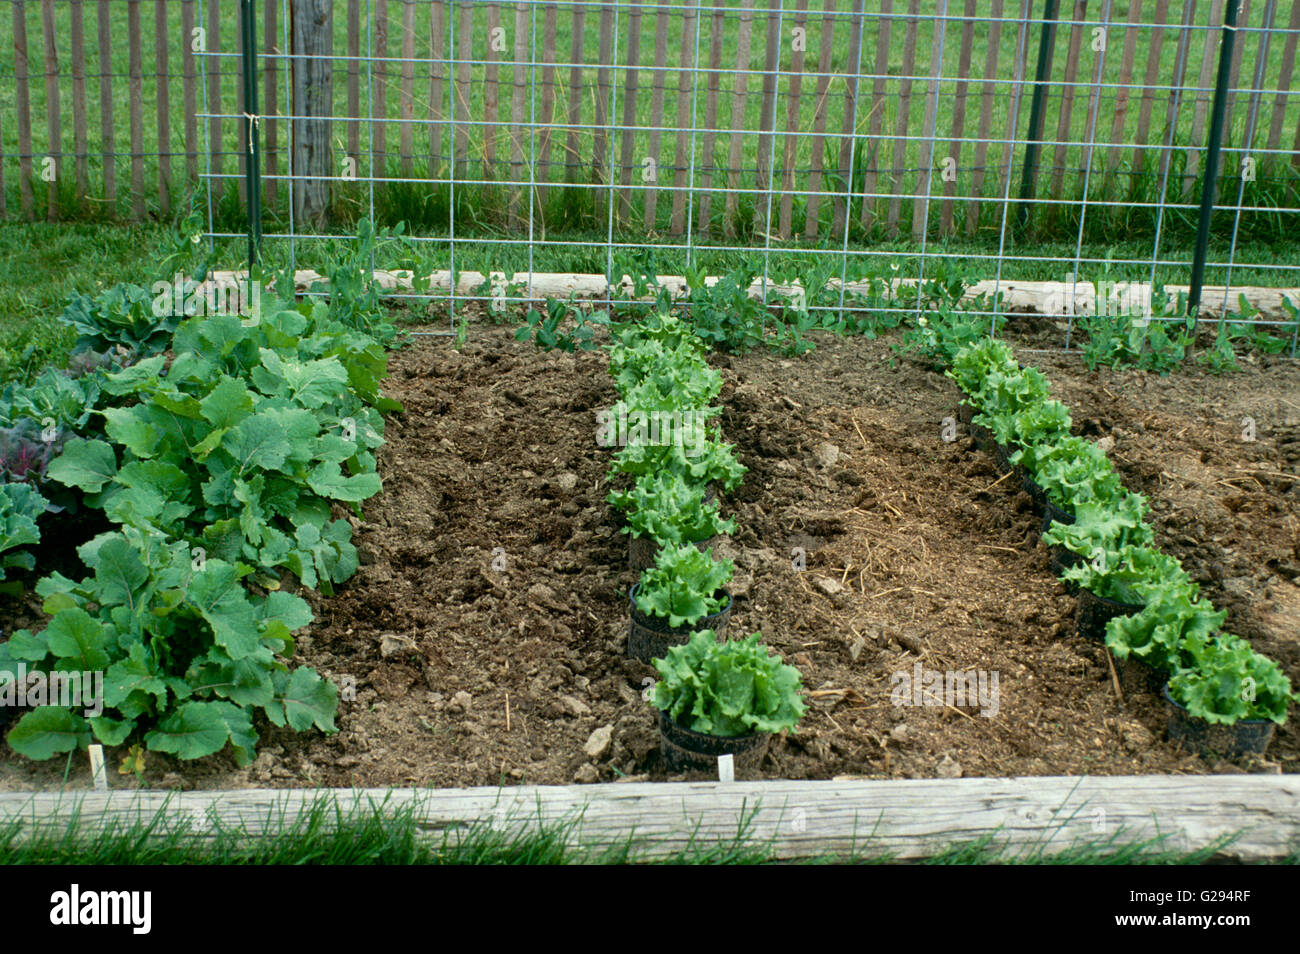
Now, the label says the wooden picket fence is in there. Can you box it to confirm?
[3,0,1299,239]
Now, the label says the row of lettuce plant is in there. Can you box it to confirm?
[598,312,806,747]
[947,338,1297,732]
[0,238,404,766]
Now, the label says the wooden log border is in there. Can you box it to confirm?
[0,776,1295,862]
[208,269,1300,323]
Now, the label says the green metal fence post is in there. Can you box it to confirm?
[1014,0,1060,239]
[240,0,263,267]
[1187,0,1243,321]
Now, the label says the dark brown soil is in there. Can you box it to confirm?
[1,322,1297,791]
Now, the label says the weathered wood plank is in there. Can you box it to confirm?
[7,777,1296,862]
[885,0,920,238]
[40,0,61,220]
[508,0,529,224]
[939,0,974,237]
[617,1,644,223]
[211,267,1300,321]
[695,0,726,234]
[128,0,144,219]
[779,0,809,240]
[670,0,700,235]
[591,4,615,185]
[71,0,90,202]
[913,0,948,242]
[206,0,222,187]
[429,0,445,166]
[562,1,585,184]
[96,0,113,210]
[455,1,473,176]
[483,1,500,176]
[348,0,360,163]
[644,2,670,230]
[1104,0,1143,179]
[751,0,782,236]
[536,2,557,203]
[723,0,756,237]
[263,0,278,205]
[830,0,865,238]
[183,0,197,184]
[1130,0,1168,178]
[400,0,416,175]
[859,0,890,231]
[1046,0,1087,227]
[1186,0,1220,193]
[966,0,1002,236]
[375,0,389,168]
[155,0,172,216]
[1265,0,1300,155]
[802,0,835,238]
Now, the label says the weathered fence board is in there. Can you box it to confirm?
[5,0,1300,238]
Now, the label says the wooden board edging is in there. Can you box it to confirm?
[1,775,1296,862]
[206,270,1300,322]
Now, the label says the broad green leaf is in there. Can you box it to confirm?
[266,667,338,733]
[200,376,255,429]
[89,715,135,746]
[224,414,291,473]
[144,701,231,760]
[102,406,163,458]
[8,707,91,759]
[44,608,112,671]
[305,464,381,502]
[47,438,118,492]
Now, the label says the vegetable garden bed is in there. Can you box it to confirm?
[2,321,1295,792]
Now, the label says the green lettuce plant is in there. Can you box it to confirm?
[608,472,735,547]
[635,543,733,627]
[1104,584,1225,675]
[653,630,806,737]
[1167,634,1298,725]
[607,432,747,492]
[1029,437,1128,512]
[1042,494,1154,561]
[1061,544,1190,605]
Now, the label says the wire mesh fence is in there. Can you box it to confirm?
[5,1,1299,348]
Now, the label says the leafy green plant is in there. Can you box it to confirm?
[1104,582,1224,675]
[0,481,46,586]
[635,543,734,628]
[608,473,735,547]
[1026,436,1127,512]
[1080,313,1192,375]
[896,298,1003,368]
[608,339,721,409]
[1042,495,1155,562]
[515,296,606,353]
[653,630,806,737]
[945,336,1018,400]
[48,305,386,596]
[1167,634,1297,725]
[1061,544,1189,605]
[607,433,747,493]
[59,283,181,358]
[1,525,333,763]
